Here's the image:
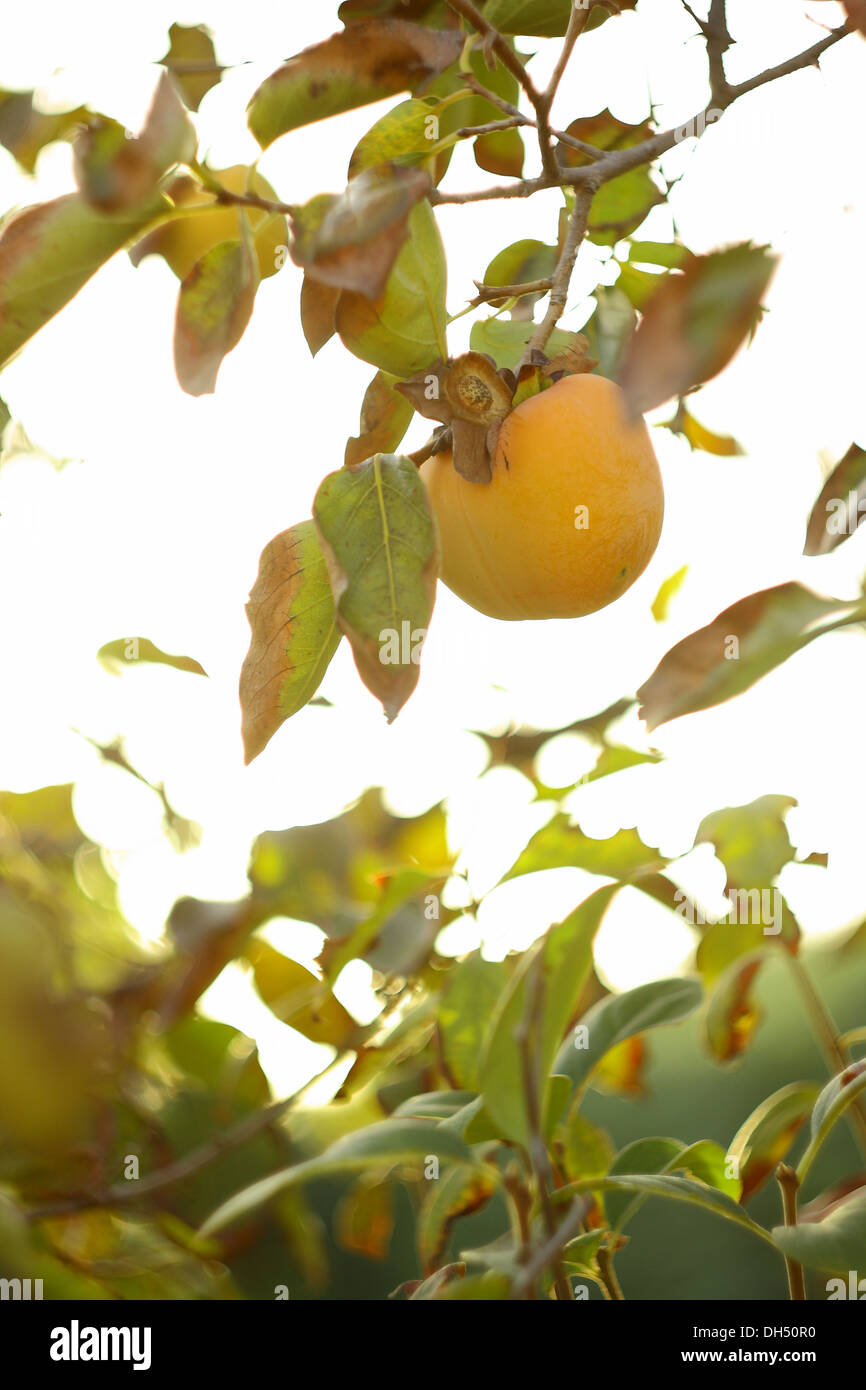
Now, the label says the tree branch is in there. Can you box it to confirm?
[776,1165,806,1301]
[518,184,594,369]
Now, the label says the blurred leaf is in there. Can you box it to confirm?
[604,1137,684,1231]
[173,237,258,395]
[338,199,447,374]
[73,75,196,213]
[704,949,767,1063]
[566,1173,772,1245]
[392,1091,478,1121]
[239,521,340,763]
[349,97,450,178]
[804,443,866,556]
[651,565,688,622]
[773,1187,866,1276]
[439,954,509,1091]
[591,1034,646,1097]
[159,23,225,112]
[729,1082,820,1202]
[696,794,797,895]
[0,90,90,174]
[245,937,358,1047]
[661,398,744,456]
[843,1,866,37]
[417,1164,497,1273]
[345,371,414,467]
[248,22,462,147]
[553,978,702,1101]
[335,1177,395,1258]
[637,582,866,731]
[483,1,636,37]
[480,885,620,1145]
[318,866,440,980]
[201,1120,483,1236]
[504,815,666,883]
[291,165,430,299]
[0,191,168,369]
[560,1111,615,1183]
[588,169,662,246]
[313,452,438,721]
[300,274,341,356]
[799,1060,866,1183]
[628,239,692,270]
[616,261,665,310]
[97,636,206,676]
[581,285,635,381]
[619,243,777,417]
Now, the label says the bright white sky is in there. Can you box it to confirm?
[1,1,864,1096]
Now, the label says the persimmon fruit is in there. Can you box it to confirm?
[420,373,664,621]
[157,166,286,281]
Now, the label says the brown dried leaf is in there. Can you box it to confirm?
[803,443,866,557]
[844,1,866,36]
[300,274,341,356]
[291,165,431,298]
[173,238,257,396]
[619,244,777,418]
[73,73,196,213]
[345,371,414,467]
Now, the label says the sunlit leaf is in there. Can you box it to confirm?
[244,937,358,1047]
[651,565,688,622]
[159,22,225,111]
[73,74,196,213]
[660,399,744,456]
[637,582,866,730]
[97,637,207,676]
[239,521,341,762]
[173,237,258,395]
[504,815,666,883]
[313,452,438,721]
[439,954,509,1091]
[0,90,90,174]
[247,21,462,148]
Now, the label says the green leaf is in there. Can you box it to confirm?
[605,1138,738,1233]
[729,1082,820,1202]
[0,192,168,370]
[0,90,91,174]
[97,637,207,676]
[247,21,462,148]
[481,238,556,301]
[159,23,225,112]
[637,582,866,731]
[581,285,636,381]
[553,977,703,1099]
[392,1091,479,1122]
[244,937,358,1048]
[239,521,341,763]
[588,168,662,247]
[798,1060,866,1184]
[804,443,866,556]
[417,1164,498,1274]
[619,243,778,417]
[345,371,414,468]
[439,954,509,1091]
[469,316,579,372]
[479,885,620,1146]
[504,815,666,884]
[559,1172,774,1246]
[319,865,442,980]
[313,452,438,721]
[337,199,447,374]
[173,238,258,396]
[560,1111,615,1183]
[628,240,692,270]
[349,97,449,177]
[696,795,797,894]
[483,1,636,37]
[651,565,689,622]
[200,1120,482,1236]
[773,1187,866,1276]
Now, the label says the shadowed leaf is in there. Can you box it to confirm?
[345,371,414,467]
[637,581,866,730]
[418,1165,497,1273]
[774,1186,866,1276]
[173,237,258,395]
[439,954,509,1091]
[313,452,438,721]
[581,285,635,381]
[804,443,866,556]
[729,1082,820,1202]
[239,521,341,763]
[336,1178,395,1259]
[248,21,462,148]
[619,243,777,417]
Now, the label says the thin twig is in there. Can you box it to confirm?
[518,185,594,369]
[446,0,543,103]
[776,1165,806,1301]
[706,0,734,105]
[472,277,553,305]
[597,1242,625,1300]
[515,955,573,1300]
[784,950,866,1160]
[510,1200,586,1299]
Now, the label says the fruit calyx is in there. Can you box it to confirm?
[397,340,598,484]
